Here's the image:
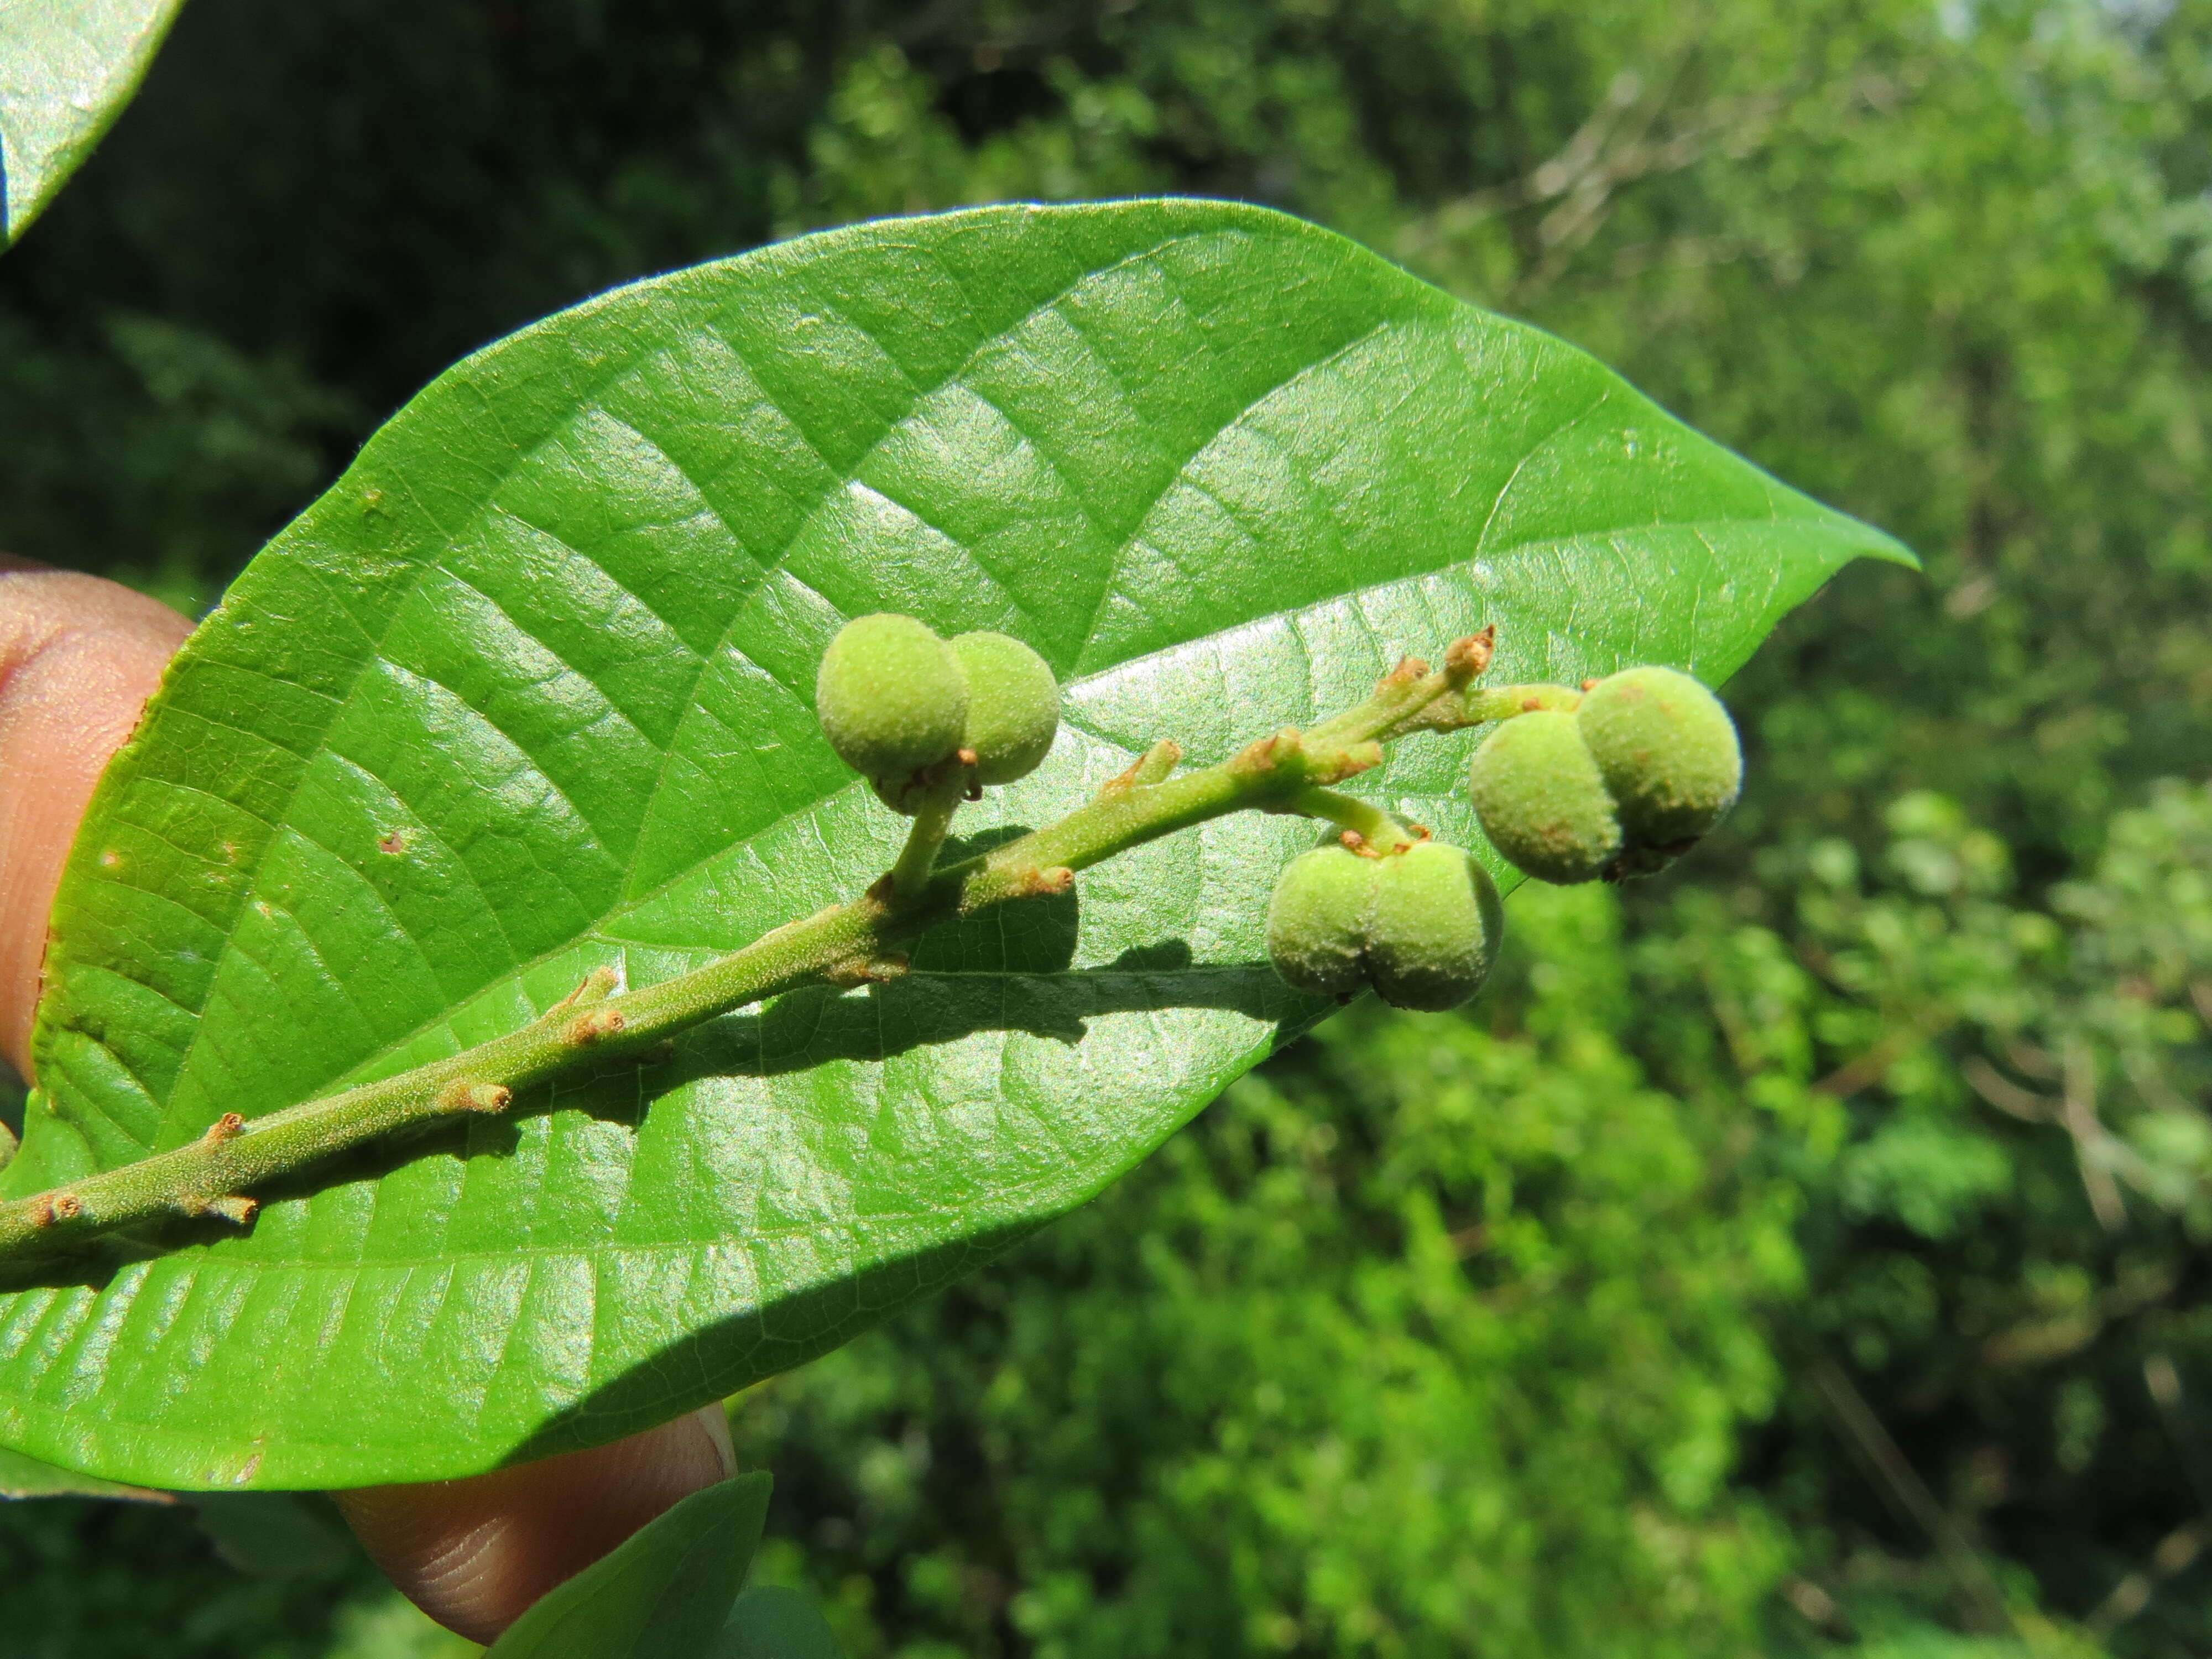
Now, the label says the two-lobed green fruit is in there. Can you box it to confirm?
[1465,664,1740,883]
[950,630,1061,785]
[816,614,1060,809]
[1464,710,1621,885]
[1576,665,1741,845]
[1265,840,1503,1011]
[815,614,969,789]
[1265,844,1372,1000]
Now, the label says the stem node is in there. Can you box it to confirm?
[1098,739,1182,799]
[827,954,909,988]
[561,1008,626,1046]
[548,965,621,1016]
[1231,728,1302,777]
[1307,740,1382,785]
[439,1081,514,1114]
[33,1193,81,1228]
[1444,628,1497,686]
[1383,655,1431,686]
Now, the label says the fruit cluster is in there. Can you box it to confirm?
[814,614,1738,1022]
[1466,665,1741,885]
[1265,841,1503,1013]
[816,614,1061,809]
[0,625,1749,1263]
[1270,664,1740,1014]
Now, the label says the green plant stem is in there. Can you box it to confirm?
[1284,787,1418,852]
[0,644,1490,1262]
[889,770,969,900]
[1464,682,1584,722]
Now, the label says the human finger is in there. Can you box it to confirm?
[332,1404,738,1643]
[0,557,194,1079]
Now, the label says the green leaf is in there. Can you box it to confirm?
[0,199,1910,1488]
[0,0,188,248]
[0,1442,169,1501]
[185,1490,354,1576]
[713,1587,845,1659]
[484,1472,770,1659]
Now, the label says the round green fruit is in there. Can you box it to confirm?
[1264,844,1375,1000]
[1364,841,1503,1011]
[1576,665,1741,847]
[1465,709,1621,884]
[950,631,1060,785]
[815,613,969,799]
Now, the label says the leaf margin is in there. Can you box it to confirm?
[0,199,1917,1489]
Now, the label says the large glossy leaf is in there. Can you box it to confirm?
[0,200,1910,1488]
[0,0,187,247]
[485,1472,770,1659]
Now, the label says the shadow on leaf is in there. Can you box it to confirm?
[0,919,1323,1296]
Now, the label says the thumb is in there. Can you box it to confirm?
[0,559,743,1642]
[0,557,194,1078]
[334,1405,738,1642]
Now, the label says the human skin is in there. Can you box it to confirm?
[0,556,732,1643]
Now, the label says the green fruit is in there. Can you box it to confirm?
[1465,709,1621,884]
[1575,665,1742,847]
[1266,840,1505,1010]
[1265,845,1375,1000]
[815,614,968,799]
[1365,841,1503,1011]
[950,631,1060,785]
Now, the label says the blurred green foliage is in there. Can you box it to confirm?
[4,0,2212,1655]
[735,884,1803,1657]
[728,784,2212,1657]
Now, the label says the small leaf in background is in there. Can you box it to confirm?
[0,1443,169,1502]
[484,1472,771,1659]
[713,1585,845,1659]
[0,199,1909,1489]
[184,1490,354,1577]
[0,0,188,247]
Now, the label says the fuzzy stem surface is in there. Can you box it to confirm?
[1286,787,1418,852]
[0,639,1495,1262]
[889,770,968,901]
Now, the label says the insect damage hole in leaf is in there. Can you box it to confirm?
[0,199,1910,1490]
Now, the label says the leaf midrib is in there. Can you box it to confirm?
[140,235,1411,1126]
[307,490,1864,1109]
[86,201,1878,1163]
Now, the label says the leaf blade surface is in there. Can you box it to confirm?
[484,1471,770,1659]
[0,0,185,246]
[0,200,1910,1486]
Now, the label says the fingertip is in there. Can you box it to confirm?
[334,1404,739,1645]
[0,566,194,1078]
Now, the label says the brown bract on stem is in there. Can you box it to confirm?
[0,633,1516,1264]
